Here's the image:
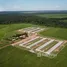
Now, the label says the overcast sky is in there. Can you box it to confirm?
[0,0,67,11]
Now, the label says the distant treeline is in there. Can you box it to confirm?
[0,13,67,28]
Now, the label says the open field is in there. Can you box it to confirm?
[0,45,67,67]
[0,23,34,49]
[0,23,67,47]
[11,27,67,58]
[0,23,67,67]
[39,27,67,40]
[37,14,67,18]
[0,23,33,40]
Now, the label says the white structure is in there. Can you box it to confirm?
[26,38,47,49]
[29,50,35,53]
[27,28,41,33]
[23,27,45,33]
[36,39,54,51]
[32,29,44,33]
[19,36,39,46]
[45,41,63,54]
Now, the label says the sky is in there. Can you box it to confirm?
[0,0,67,11]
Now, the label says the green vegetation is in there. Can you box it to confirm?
[0,23,33,47]
[0,13,67,28]
[0,45,67,67]
[0,12,67,67]
[39,27,67,40]
[0,23,32,39]
[37,14,67,18]
[0,23,67,48]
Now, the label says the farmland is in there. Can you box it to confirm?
[39,27,67,40]
[0,45,67,67]
[0,23,33,48]
[0,23,67,67]
[0,12,67,67]
[37,14,67,18]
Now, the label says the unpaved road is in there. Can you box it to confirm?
[0,45,10,50]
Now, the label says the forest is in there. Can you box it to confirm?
[0,12,67,28]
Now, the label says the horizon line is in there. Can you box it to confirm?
[0,10,67,12]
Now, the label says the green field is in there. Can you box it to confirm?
[39,27,67,40]
[0,23,33,40]
[0,23,67,47]
[0,23,67,67]
[37,14,67,18]
[0,23,33,47]
[0,45,67,67]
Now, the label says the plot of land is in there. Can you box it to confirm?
[0,23,67,67]
[11,27,67,58]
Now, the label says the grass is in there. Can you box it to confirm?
[0,23,67,67]
[0,23,33,47]
[39,27,67,40]
[37,14,67,18]
[1,23,67,40]
[0,46,67,67]
[0,23,33,40]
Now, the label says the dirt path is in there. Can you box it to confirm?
[11,33,38,46]
[0,31,38,50]
[0,45,10,50]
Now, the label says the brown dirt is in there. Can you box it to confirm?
[11,33,38,46]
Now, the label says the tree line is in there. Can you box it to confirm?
[0,13,67,28]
